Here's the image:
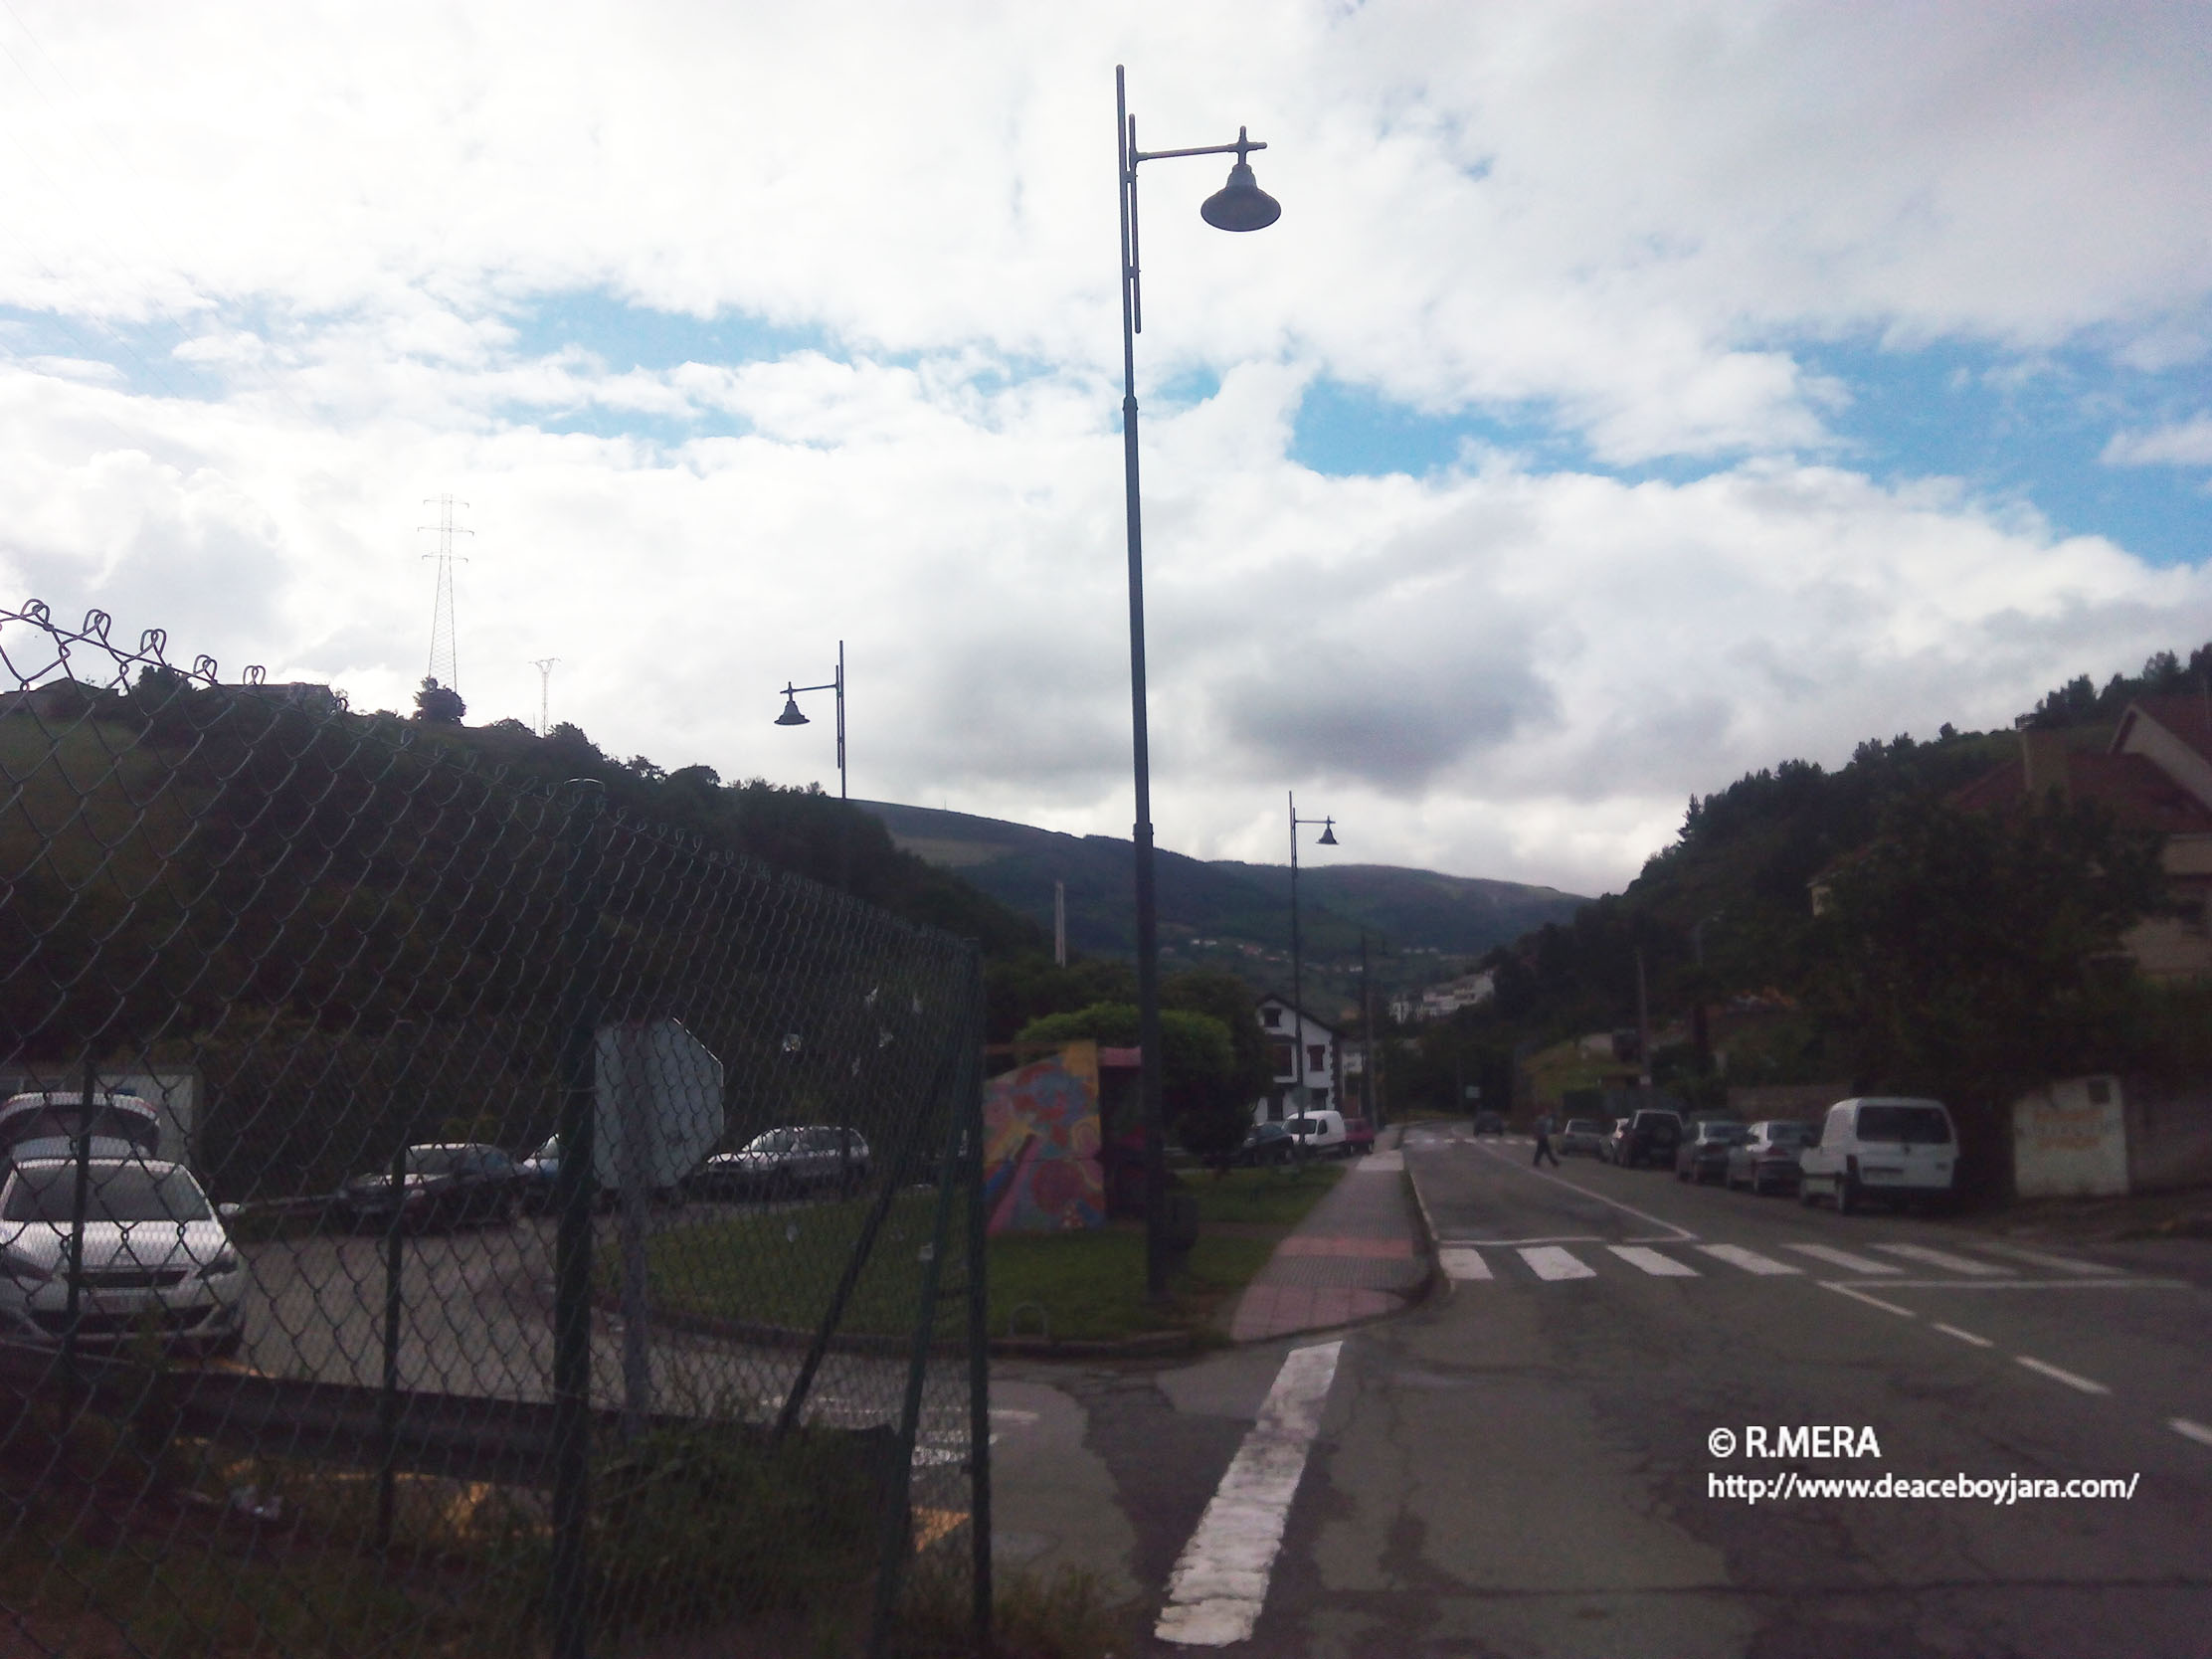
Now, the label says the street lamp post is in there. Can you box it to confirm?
[1116,66,1280,1300]
[1287,791,1337,1117]
[775,641,848,886]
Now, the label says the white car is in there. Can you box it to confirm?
[0,1158,247,1359]
[1797,1097,1957,1213]
[1284,1110,1350,1157]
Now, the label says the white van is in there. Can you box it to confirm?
[1797,1097,1957,1213]
[1284,1110,1349,1157]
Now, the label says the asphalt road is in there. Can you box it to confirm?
[1008,1124,2212,1658]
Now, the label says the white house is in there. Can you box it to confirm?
[1253,993,1340,1124]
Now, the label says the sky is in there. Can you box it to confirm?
[3,1,2209,899]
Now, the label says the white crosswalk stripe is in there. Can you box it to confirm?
[1693,1243,1800,1276]
[1784,1242,1904,1274]
[1518,1245,1597,1281]
[1969,1241,2109,1275]
[1871,1242,2009,1276]
[1608,1245,1699,1277]
[1438,1248,1492,1281]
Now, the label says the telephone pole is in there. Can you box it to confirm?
[418,496,472,694]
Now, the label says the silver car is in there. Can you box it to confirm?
[691,1126,870,1201]
[0,1158,246,1359]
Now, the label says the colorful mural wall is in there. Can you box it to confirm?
[982,1039,1106,1234]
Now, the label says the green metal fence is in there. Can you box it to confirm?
[0,600,990,1657]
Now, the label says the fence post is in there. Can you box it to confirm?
[375,1133,406,1556]
[963,951,993,1652]
[550,779,606,1659]
[866,996,977,1659]
[60,1057,96,1401]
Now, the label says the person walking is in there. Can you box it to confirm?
[1533,1109,1560,1168]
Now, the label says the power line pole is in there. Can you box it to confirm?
[418,495,472,695]
[531,657,559,737]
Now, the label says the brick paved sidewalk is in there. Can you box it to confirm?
[1224,1128,1433,1342]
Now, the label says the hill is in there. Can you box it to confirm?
[857,800,1586,1005]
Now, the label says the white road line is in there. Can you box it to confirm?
[2015,1356,2112,1395]
[1820,1282,1919,1318]
[1435,1233,1684,1247]
[1462,1142,1699,1240]
[1519,1246,1597,1281]
[1784,1242,1903,1274]
[1970,1241,2111,1275]
[2171,1418,2212,1448]
[1609,1245,1699,1277]
[1694,1243,1801,1276]
[1156,1341,1344,1647]
[1438,1248,1492,1281]
[1932,1323,1994,1349]
[1871,1243,2010,1276]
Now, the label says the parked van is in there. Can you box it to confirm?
[1797,1097,1957,1213]
[1284,1110,1350,1157]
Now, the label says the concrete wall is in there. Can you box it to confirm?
[2121,1076,2212,1195]
[2012,1076,2129,1198]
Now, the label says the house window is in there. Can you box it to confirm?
[1269,1040,1295,1077]
[1312,1087,1329,1109]
[1262,1007,1282,1028]
[1307,1043,1327,1073]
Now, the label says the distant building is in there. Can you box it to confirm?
[1388,971,1496,1025]
[1253,993,1339,1124]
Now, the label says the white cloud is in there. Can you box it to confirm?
[2,2,2210,898]
[2104,416,2212,468]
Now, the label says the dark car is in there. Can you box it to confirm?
[1607,1109,1685,1170]
[1726,1120,1817,1196]
[1340,1116,1377,1158]
[1674,1120,1750,1184]
[1234,1122,1300,1167]
[340,1142,525,1233]
[1470,1112,1507,1138]
[691,1126,869,1201]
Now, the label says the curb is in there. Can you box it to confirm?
[1401,1130,1453,1305]
[597,1293,1201,1362]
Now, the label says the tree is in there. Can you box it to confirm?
[1806,793,2165,1195]
[413,677,466,724]
[1014,1001,1244,1159]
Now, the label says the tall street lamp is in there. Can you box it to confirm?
[1287,791,1337,1116]
[1116,66,1282,1300]
[775,641,848,886]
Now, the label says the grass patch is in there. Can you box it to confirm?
[628,1166,1345,1348]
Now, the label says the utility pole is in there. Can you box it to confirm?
[1053,881,1067,968]
[1635,944,1652,1089]
[418,495,472,696]
[531,657,559,737]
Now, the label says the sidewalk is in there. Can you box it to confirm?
[1222,1125,1433,1342]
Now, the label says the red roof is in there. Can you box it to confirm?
[2115,695,2212,768]
[1950,748,2212,833]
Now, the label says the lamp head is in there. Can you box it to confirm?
[1199,128,1281,232]
[775,687,810,727]
[1317,819,1338,846]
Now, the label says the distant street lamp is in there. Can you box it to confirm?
[1287,792,1337,1116]
[774,640,846,802]
[1115,66,1281,1301]
[775,641,848,888]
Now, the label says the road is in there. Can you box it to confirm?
[996,1123,2212,1657]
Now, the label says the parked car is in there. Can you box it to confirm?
[1675,1120,1750,1184]
[339,1143,526,1233]
[691,1126,869,1200]
[1234,1122,1300,1167]
[517,1134,562,1213]
[0,1156,245,1359]
[1285,1110,1350,1157]
[1725,1120,1817,1196]
[1470,1112,1507,1138]
[1798,1097,1957,1213]
[1556,1118,1606,1157]
[1339,1116,1377,1158]
[0,1091,162,1169]
[1606,1109,1685,1170]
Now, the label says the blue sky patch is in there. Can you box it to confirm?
[505,290,827,375]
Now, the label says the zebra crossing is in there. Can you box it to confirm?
[1438,1236,2116,1285]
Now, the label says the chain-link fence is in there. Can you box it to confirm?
[0,601,990,1658]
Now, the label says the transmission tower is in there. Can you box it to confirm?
[418,495,473,693]
[531,657,559,736]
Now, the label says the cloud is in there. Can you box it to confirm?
[3,2,2210,897]
[2104,417,2212,468]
